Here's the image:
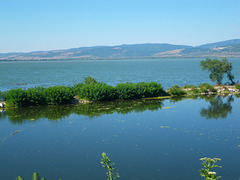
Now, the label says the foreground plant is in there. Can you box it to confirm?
[16,172,47,180]
[199,157,222,180]
[101,152,120,180]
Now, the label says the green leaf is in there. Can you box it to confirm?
[16,176,24,180]
[32,172,40,180]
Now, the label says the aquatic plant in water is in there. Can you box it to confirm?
[101,152,120,180]
[199,157,221,180]
[16,172,47,180]
[15,155,223,180]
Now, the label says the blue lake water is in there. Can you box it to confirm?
[0,57,240,91]
[0,96,240,179]
[0,58,240,180]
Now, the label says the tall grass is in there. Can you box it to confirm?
[4,76,232,108]
[4,86,73,107]
[44,86,73,104]
[2,81,166,107]
[168,85,186,96]
[115,82,166,99]
[75,83,117,101]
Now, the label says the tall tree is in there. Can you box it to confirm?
[221,57,235,85]
[200,57,235,85]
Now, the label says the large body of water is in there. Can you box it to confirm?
[0,58,240,180]
[1,57,240,91]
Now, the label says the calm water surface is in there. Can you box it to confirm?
[0,58,240,179]
[0,96,240,180]
[0,58,240,91]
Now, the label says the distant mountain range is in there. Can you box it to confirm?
[1,39,240,60]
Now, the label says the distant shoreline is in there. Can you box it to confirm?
[1,39,240,60]
[1,56,240,62]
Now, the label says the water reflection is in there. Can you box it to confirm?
[169,96,198,103]
[0,99,164,124]
[200,95,234,120]
[0,95,237,123]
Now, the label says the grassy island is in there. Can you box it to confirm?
[0,77,239,108]
[0,77,167,108]
[167,83,240,97]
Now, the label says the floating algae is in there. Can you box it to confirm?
[160,126,170,128]
[162,106,175,109]
[10,130,22,136]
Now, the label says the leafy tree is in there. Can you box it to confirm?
[221,57,235,85]
[200,57,235,85]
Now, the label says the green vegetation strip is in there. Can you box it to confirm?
[0,77,167,107]
[16,155,222,180]
[0,77,239,108]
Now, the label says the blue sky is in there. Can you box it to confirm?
[0,0,239,52]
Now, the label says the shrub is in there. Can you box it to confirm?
[135,82,166,98]
[84,76,98,84]
[189,86,200,95]
[2,81,166,106]
[72,83,85,95]
[168,85,186,96]
[5,87,46,107]
[76,83,117,101]
[236,84,240,90]
[4,89,24,107]
[76,82,165,101]
[43,86,74,104]
[4,86,74,107]
[25,87,47,106]
[183,84,195,89]
[115,83,137,99]
[198,83,216,93]
[0,91,6,101]
[115,82,165,100]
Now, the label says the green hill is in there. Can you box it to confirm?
[0,39,239,60]
[196,39,240,48]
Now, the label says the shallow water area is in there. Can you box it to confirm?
[0,95,240,180]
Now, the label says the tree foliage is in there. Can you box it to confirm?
[200,57,235,85]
